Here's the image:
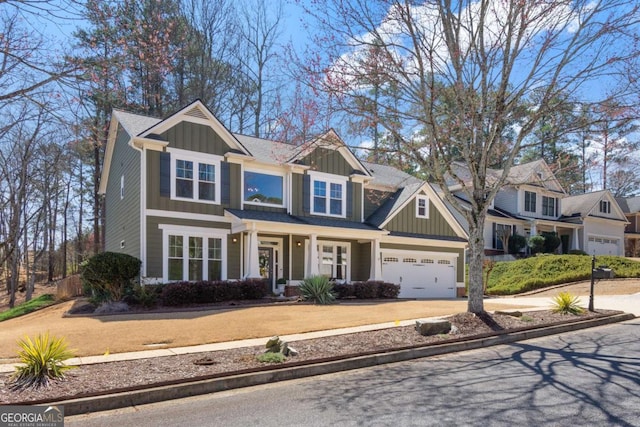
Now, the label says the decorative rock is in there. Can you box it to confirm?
[265,336,281,353]
[415,319,452,336]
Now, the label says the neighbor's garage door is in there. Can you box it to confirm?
[382,252,456,298]
[587,236,620,256]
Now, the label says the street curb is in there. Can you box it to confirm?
[50,312,635,416]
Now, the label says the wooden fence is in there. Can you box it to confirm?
[56,274,83,299]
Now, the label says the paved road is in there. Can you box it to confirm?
[68,319,640,427]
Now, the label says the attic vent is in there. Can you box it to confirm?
[185,106,208,120]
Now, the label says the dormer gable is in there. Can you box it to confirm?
[562,190,627,221]
[288,130,371,177]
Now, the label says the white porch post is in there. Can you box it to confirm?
[530,221,537,235]
[369,239,382,281]
[244,229,261,278]
[572,228,580,251]
[307,234,319,277]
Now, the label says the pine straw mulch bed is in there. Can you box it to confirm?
[0,308,621,405]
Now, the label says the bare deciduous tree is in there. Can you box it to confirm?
[303,0,640,313]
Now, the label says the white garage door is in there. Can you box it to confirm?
[382,252,456,299]
[587,236,620,256]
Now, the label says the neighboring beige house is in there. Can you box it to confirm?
[99,100,469,299]
[449,160,628,256]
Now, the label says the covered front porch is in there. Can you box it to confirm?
[527,219,582,254]
[226,210,388,294]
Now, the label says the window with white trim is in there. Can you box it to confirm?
[310,172,347,217]
[524,191,537,213]
[542,196,556,217]
[416,195,429,218]
[600,200,611,214]
[169,148,221,203]
[318,243,349,280]
[244,170,284,207]
[163,226,226,282]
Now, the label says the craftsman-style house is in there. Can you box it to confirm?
[99,100,469,298]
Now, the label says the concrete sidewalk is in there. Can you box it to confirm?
[491,293,640,316]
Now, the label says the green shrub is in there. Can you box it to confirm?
[486,255,640,295]
[528,235,545,254]
[159,279,268,306]
[551,291,585,315]
[508,233,527,254]
[124,284,159,308]
[569,249,588,255]
[541,232,562,253]
[353,281,379,299]
[299,275,336,304]
[81,252,141,304]
[10,332,76,390]
[256,352,286,363]
[376,281,401,298]
[333,282,355,299]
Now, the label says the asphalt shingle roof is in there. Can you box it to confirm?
[226,209,381,231]
[113,110,161,137]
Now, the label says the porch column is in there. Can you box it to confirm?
[307,234,319,277]
[244,229,261,278]
[369,239,382,281]
[530,221,537,235]
[572,228,580,251]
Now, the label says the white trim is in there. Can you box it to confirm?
[140,146,147,277]
[120,175,124,200]
[308,170,348,218]
[415,195,429,219]
[146,209,230,223]
[242,167,286,209]
[382,235,467,249]
[159,224,228,282]
[379,248,459,260]
[167,147,222,204]
[316,240,351,282]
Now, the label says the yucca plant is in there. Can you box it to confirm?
[10,332,76,390]
[551,292,585,315]
[299,275,336,304]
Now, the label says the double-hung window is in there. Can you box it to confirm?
[318,243,349,281]
[600,200,611,214]
[416,195,429,218]
[169,148,221,203]
[524,191,537,213]
[310,172,347,217]
[542,196,556,217]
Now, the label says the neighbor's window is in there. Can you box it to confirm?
[524,191,537,213]
[600,200,611,214]
[542,196,556,217]
[244,171,284,206]
[416,195,429,218]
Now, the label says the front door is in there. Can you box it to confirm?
[259,247,274,291]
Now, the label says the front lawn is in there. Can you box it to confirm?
[486,255,640,295]
[0,294,56,322]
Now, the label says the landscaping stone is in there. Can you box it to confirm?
[495,310,523,317]
[415,319,452,336]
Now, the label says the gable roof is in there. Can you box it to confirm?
[447,159,565,193]
[362,161,422,189]
[616,196,640,214]
[562,190,626,220]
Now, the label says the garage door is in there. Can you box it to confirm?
[587,236,620,256]
[382,252,456,299]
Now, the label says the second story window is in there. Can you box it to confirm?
[524,191,537,213]
[600,200,611,214]
[244,171,284,207]
[542,196,556,217]
[169,148,221,204]
[310,171,346,217]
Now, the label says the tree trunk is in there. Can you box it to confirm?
[467,220,486,314]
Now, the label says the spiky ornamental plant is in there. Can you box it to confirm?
[551,292,585,315]
[299,275,336,305]
[10,332,76,390]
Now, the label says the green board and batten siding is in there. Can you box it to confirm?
[145,216,238,279]
[161,121,230,155]
[104,124,141,258]
[300,147,353,176]
[385,197,458,238]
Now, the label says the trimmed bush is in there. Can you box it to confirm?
[376,281,401,298]
[528,235,545,255]
[541,232,562,253]
[508,233,527,254]
[81,252,141,303]
[333,282,356,299]
[353,281,379,299]
[568,249,588,255]
[160,279,268,306]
